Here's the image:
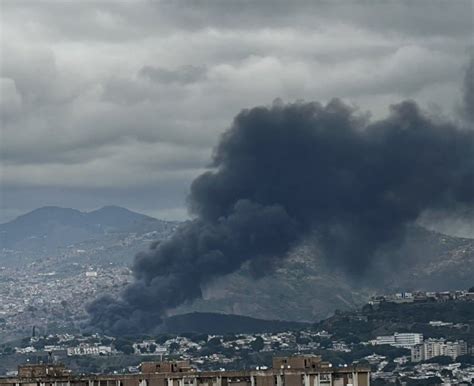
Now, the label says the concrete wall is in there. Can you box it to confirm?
[283,374,302,386]
[255,375,274,386]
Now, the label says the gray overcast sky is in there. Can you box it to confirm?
[0,0,472,223]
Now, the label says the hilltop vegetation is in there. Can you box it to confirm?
[317,300,474,345]
[160,312,309,334]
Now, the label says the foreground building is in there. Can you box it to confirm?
[0,356,370,386]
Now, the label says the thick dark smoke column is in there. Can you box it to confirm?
[88,97,474,334]
[462,58,474,123]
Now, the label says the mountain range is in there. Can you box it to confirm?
[1,205,472,323]
[0,205,176,252]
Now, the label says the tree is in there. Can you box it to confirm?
[115,338,134,355]
[296,336,310,344]
[206,337,222,348]
[405,376,442,385]
[250,336,264,351]
[424,355,452,365]
[45,336,59,345]
[344,334,361,344]
[121,345,134,355]
[382,362,396,372]
[457,354,474,365]
[222,335,237,342]
[101,337,113,345]
[169,342,180,352]
[155,334,173,344]
[32,339,46,350]
[440,369,452,378]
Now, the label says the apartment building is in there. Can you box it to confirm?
[0,356,370,386]
[411,339,468,362]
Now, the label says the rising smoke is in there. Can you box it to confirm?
[87,65,474,334]
[462,59,474,123]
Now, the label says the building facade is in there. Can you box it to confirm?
[411,339,468,362]
[0,357,370,386]
[372,333,423,349]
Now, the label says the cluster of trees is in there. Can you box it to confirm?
[316,315,374,342]
[0,345,14,354]
[114,338,134,355]
[421,354,474,367]
[316,299,474,345]
[364,301,474,325]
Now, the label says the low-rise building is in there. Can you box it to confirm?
[371,333,423,348]
[67,344,112,356]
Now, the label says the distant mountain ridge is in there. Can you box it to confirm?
[174,226,474,322]
[1,205,473,324]
[0,205,174,251]
[161,312,309,334]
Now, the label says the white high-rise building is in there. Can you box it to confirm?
[411,339,468,362]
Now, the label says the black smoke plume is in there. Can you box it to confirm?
[88,82,474,335]
[462,58,474,123]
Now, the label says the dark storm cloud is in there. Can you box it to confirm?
[154,1,473,39]
[1,0,472,231]
[88,89,474,333]
[6,1,469,41]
